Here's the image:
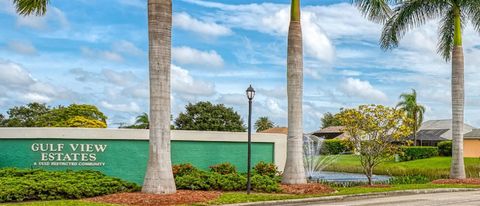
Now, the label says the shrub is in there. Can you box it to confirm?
[0,168,140,203]
[251,175,281,192]
[253,161,279,178]
[438,141,452,156]
[209,162,237,175]
[175,174,210,190]
[321,139,352,155]
[389,175,431,184]
[173,163,199,177]
[399,146,439,161]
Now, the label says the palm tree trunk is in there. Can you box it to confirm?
[282,0,306,184]
[450,8,466,179]
[142,0,177,194]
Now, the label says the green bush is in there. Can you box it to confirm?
[173,163,199,177]
[175,174,210,190]
[321,139,352,155]
[251,175,281,192]
[209,162,237,175]
[389,175,431,184]
[438,141,452,156]
[253,161,279,178]
[174,163,281,192]
[0,168,140,203]
[399,146,439,161]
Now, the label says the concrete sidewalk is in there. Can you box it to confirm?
[225,188,480,206]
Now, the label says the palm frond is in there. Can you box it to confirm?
[437,8,455,61]
[352,0,399,23]
[13,0,49,16]
[463,0,480,34]
[380,0,450,50]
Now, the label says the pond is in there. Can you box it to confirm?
[308,171,391,183]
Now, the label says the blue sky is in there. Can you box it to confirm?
[1,0,480,132]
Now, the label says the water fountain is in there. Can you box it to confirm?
[303,134,342,180]
[303,134,391,184]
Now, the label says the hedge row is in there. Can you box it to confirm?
[399,146,439,161]
[437,141,452,156]
[0,168,140,203]
[173,162,281,193]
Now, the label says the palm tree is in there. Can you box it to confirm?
[142,0,176,193]
[12,0,48,16]
[380,0,480,179]
[134,113,149,129]
[396,89,426,146]
[254,116,275,132]
[283,0,306,184]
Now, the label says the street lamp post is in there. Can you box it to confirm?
[246,85,255,194]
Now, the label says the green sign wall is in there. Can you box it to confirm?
[0,139,274,184]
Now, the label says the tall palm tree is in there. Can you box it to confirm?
[396,89,426,146]
[13,0,177,193]
[254,116,275,132]
[142,0,176,193]
[380,0,480,179]
[283,0,306,184]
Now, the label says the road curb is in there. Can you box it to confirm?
[223,188,480,206]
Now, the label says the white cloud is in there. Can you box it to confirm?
[0,60,35,86]
[112,40,144,56]
[172,46,224,68]
[80,47,123,63]
[15,7,69,31]
[22,92,52,103]
[340,78,387,102]
[102,69,139,86]
[100,101,141,113]
[171,64,216,96]
[7,40,37,55]
[184,0,334,63]
[217,93,244,106]
[173,12,232,37]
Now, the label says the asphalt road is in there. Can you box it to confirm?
[306,190,480,206]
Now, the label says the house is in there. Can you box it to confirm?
[259,127,288,135]
[310,126,348,140]
[463,129,480,157]
[411,119,475,146]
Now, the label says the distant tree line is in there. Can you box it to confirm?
[0,102,107,128]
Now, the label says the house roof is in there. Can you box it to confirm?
[259,127,288,135]
[464,129,480,139]
[418,119,475,140]
[310,126,348,139]
[410,129,450,141]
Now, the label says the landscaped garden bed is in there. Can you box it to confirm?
[432,179,480,185]
[87,190,221,206]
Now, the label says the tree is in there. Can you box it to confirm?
[396,89,426,146]
[337,105,412,185]
[380,0,480,179]
[36,104,107,128]
[254,117,275,132]
[174,101,245,132]
[320,112,342,129]
[1,102,50,127]
[283,0,306,184]
[121,113,150,129]
[142,0,176,194]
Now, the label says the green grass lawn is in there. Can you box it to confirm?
[323,155,480,178]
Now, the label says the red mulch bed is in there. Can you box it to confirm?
[432,178,480,185]
[280,183,335,194]
[86,190,221,206]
